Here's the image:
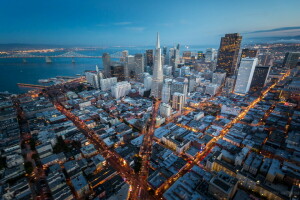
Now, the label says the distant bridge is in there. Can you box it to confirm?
[0,51,124,62]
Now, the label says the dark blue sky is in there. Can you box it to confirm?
[1,0,300,46]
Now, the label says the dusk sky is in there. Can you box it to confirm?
[1,0,300,46]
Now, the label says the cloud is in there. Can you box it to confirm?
[113,22,132,26]
[125,27,145,32]
[247,26,300,34]
[245,35,300,43]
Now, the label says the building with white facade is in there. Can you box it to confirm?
[161,79,172,103]
[234,58,258,94]
[111,81,131,99]
[143,73,152,91]
[160,103,172,118]
[151,33,164,98]
[100,77,117,91]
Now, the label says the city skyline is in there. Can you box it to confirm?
[0,1,300,199]
[1,0,300,46]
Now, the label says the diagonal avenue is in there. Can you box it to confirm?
[44,90,156,200]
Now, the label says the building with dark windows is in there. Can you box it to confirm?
[134,53,144,83]
[216,33,242,77]
[250,66,271,92]
[110,63,125,81]
[146,49,154,67]
[169,47,180,70]
[102,53,111,78]
[283,52,300,69]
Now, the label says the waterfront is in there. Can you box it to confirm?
[0,45,213,94]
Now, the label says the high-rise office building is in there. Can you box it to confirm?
[250,66,271,92]
[234,58,258,94]
[163,46,168,65]
[162,79,172,103]
[216,33,242,76]
[169,47,180,70]
[150,33,164,98]
[125,55,135,80]
[111,63,125,81]
[102,53,111,78]
[205,48,217,62]
[172,92,185,111]
[282,52,300,69]
[241,48,258,58]
[146,49,154,67]
[134,54,144,82]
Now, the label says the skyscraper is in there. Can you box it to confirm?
[162,79,172,103]
[102,53,111,78]
[134,53,144,82]
[150,33,164,98]
[169,46,180,70]
[146,49,154,67]
[234,58,258,94]
[250,66,271,92]
[216,33,242,76]
[163,46,168,65]
[111,63,126,81]
[282,52,300,69]
[125,55,135,80]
